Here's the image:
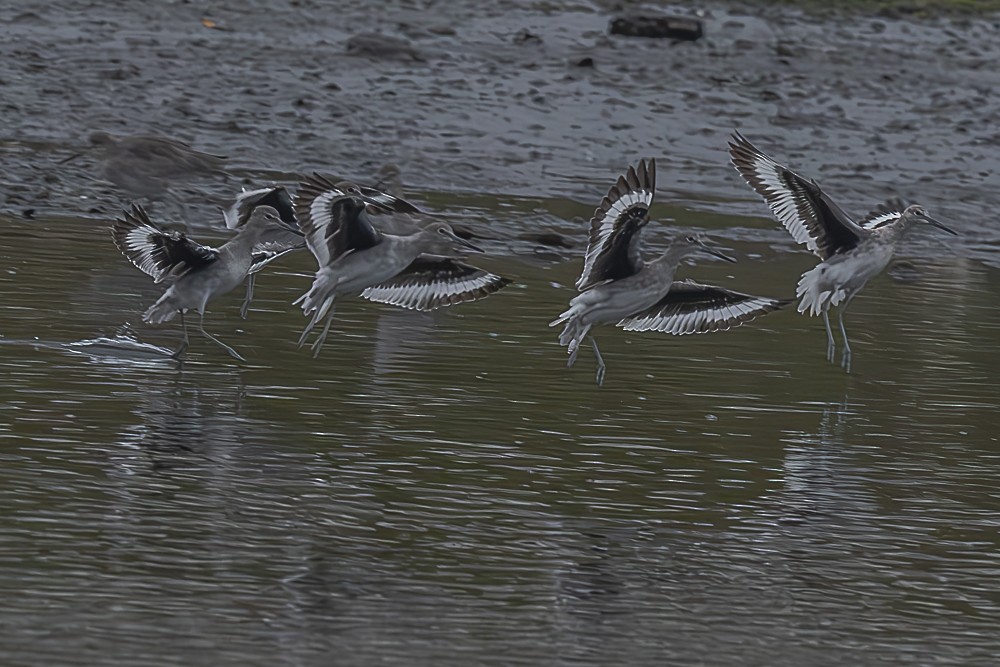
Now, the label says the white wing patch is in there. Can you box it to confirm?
[617,282,785,335]
[361,268,509,311]
[576,159,656,290]
[858,210,902,231]
[302,190,341,267]
[120,224,161,279]
[224,187,274,229]
[736,148,818,251]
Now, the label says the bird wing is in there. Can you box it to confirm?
[111,204,218,283]
[249,244,307,275]
[358,184,422,215]
[729,131,867,260]
[859,197,908,231]
[577,158,656,291]
[360,256,511,311]
[124,136,227,175]
[616,279,789,335]
[224,185,298,230]
[296,173,383,266]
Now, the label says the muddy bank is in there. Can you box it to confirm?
[1,0,998,262]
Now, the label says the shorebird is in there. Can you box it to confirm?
[80,131,227,200]
[728,131,957,371]
[112,203,299,361]
[224,185,303,318]
[294,174,510,356]
[223,179,424,317]
[551,158,788,386]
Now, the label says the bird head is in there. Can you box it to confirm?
[424,221,484,254]
[902,205,956,235]
[683,235,737,264]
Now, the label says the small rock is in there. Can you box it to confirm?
[573,56,595,68]
[513,29,542,44]
[609,15,703,41]
[346,33,424,61]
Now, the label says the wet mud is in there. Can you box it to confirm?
[1,1,998,258]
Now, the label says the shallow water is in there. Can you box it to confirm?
[2,199,998,666]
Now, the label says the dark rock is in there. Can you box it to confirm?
[609,15,703,41]
[22,208,35,219]
[513,29,542,45]
[574,56,595,68]
[346,33,424,61]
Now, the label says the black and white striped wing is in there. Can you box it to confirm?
[617,280,788,335]
[577,158,656,291]
[729,131,867,260]
[358,184,422,215]
[224,185,298,230]
[111,203,218,283]
[361,257,511,311]
[296,174,382,267]
[859,197,908,231]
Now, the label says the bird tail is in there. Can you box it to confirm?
[795,264,847,316]
[143,294,179,324]
[550,304,591,366]
[297,271,337,314]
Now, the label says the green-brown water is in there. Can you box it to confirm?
[2,198,998,666]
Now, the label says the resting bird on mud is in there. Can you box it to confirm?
[112,204,299,361]
[551,158,788,386]
[728,131,956,372]
[293,173,510,357]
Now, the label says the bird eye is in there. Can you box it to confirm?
[685,235,697,243]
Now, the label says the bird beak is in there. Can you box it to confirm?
[919,214,957,236]
[449,230,484,253]
[697,239,737,263]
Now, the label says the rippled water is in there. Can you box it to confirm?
[2,200,999,666]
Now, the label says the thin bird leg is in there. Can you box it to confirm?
[170,311,190,360]
[310,305,337,358]
[591,337,606,387]
[297,297,333,348]
[239,274,255,320]
[822,310,836,363]
[838,296,856,373]
[198,312,247,362]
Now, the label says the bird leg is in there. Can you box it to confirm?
[591,337,606,387]
[822,311,836,363]
[239,274,255,319]
[837,298,855,373]
[567,340,580,369]
[309,306,337,358]
[170,311,190,360]
[198,313,247,362]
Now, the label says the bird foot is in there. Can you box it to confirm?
[169,340,189,360]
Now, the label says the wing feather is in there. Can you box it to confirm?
[577,158,656,290]
[111,204,218,283]
[361,257,510,311]
[729,131,867,260]
[617,280,788,335]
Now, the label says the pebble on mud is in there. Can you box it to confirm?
[609,15,704,41]
[346,33,425,61]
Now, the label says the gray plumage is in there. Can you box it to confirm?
[88,131,227,199]
[552,158,788,386]
[112,203,298,361]
[294,176,509,356]
[729,131,957,372]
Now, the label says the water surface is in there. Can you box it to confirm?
[1,199,998,666]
